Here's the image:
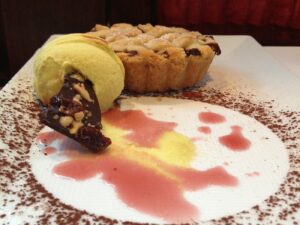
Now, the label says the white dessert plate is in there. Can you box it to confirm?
[0,36,299,225]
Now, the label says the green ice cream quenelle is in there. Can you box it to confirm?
[34,33,125,111]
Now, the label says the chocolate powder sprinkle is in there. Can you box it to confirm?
[1,63,300,224]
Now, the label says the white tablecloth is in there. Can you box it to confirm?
[265,47,300,78]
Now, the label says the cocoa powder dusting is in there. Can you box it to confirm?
[1,72,299,224]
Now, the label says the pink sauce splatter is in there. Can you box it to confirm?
[198,112,226,124]
[43,146,56,155]
[198,126,211,134]
[37,131,64,145]
[246,171,260,177]
[219,126,251,151]
[103,108,177,147]
[53,155,238,223]
[190,137,202,142]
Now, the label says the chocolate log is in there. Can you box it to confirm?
[39,73,111,152]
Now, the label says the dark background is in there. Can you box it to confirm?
[1,0,299,86]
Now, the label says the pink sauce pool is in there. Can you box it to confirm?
[219,126,251,151]
[198,126,211,134]
[103,108,177,148]
[38,108,240,222]
[198,112,226,124]
[53,155,238,223]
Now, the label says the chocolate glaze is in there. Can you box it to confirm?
[39,74,111,152]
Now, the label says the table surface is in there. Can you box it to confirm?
[264,47,300,78]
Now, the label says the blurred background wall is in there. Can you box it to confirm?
[0,0,299,86]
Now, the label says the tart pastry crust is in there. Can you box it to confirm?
[91,23,221,93]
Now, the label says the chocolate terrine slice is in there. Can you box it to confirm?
[39,73,111,152]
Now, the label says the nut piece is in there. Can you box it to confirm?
[73,83,94,103]
[70,121,83,134]
[59,116,73,127]
[74,111,85,122]
[70,73,85,82]
[73,94,82,104]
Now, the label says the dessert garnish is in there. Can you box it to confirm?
[33,33,125,151]
[39,73,111,152]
